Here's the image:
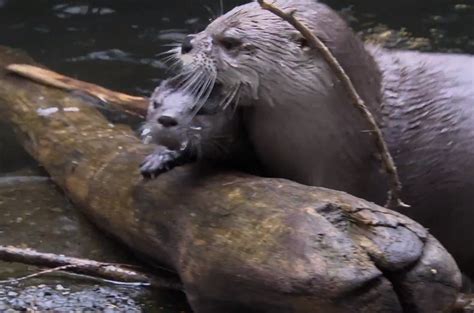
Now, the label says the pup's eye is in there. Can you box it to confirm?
[219,37,242,50]
[152,100,161,109]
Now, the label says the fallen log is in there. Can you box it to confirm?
[0,46,463,313]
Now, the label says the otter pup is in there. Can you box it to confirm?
[140,79,253,178]
[142,0,474,276]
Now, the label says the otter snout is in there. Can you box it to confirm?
[152,114,184,150]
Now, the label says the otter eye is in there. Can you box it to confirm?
[291,33,310,50]
[297,37,309,49]
[152,100,161,109]
[218,37,242,50]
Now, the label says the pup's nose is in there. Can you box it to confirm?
[157,115,178,127]
[181,35,194,54]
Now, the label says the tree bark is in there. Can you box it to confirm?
[0,46,462,313]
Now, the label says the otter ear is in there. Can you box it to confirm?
[298,38,310,50]
[290,32,310,50]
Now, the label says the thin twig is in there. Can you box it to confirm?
[256,0,408,209]
[0,265,78,284]
[0,246,182,291]
[0,264,153,287]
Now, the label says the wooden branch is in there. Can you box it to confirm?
[0,246,182,290]
[6,64,148,118]
[257,0,408,209]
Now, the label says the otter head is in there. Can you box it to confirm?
[141,79,239,159]
[172,0,381,114]
[174,0,341,107]
[142,80,194,151]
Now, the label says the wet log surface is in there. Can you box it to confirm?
[0,46,463,313]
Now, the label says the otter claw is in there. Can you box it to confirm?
[140,149,181,179]
[141,146,197,179]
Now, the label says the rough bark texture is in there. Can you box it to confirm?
[0,46,462,313]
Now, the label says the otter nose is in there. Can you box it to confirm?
[181,36,194,54]
[157,115,178,127]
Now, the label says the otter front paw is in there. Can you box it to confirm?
[140,149,183,179]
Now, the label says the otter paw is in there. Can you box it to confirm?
[140,149,181,179]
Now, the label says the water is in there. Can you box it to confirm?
[0,0,471,97]
[0,0,472,311]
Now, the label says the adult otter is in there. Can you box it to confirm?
[141,0,474,275]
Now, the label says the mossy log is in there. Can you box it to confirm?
[0,46,462,313]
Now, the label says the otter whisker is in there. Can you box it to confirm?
[161,54,179,65]
[219,84,240,110]
[231,87,242,116]
[193,72,215,100]
[170,69,193,81]
[161,43,184,48]
[171,70,196,84]
[188,76,210,108]
[182,73,214,117]
[189,80,207,102]
[219,0,224,16]
[200,74,217,102]
[182,69,203,87]
[190,74,217,117]
[217,86,234,109]
[158,48,181,70]
[225,85,240,110]
[172,70,198,89]
[203,5,218,21]
[181,72,206,95]
[156,47,180,58]
[184,70,216,109]
[164,60,184,74]
[168,59,183,70]
[187,72,207,95]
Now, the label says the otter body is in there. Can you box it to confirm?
[141,0,474,276]
[375,49,474,272]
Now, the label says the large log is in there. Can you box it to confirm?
[0,46,462,313]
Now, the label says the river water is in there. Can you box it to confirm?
[0,0,472,311]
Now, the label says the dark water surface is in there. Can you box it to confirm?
[0,0,472,97]
[0,0,472,311]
